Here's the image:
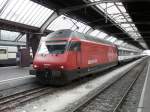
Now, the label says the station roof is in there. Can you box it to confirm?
[0,0,148,51]
[123,1,150,49]
[30,0,149,50]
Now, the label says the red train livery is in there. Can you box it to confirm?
[30,29,118,85]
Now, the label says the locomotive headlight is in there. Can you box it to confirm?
[33,64,38,69]
[60,65,64,69]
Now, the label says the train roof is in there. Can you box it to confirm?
[47,29,115,46]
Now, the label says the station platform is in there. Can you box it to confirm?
[0,66,31,81]
[137,61,150,112]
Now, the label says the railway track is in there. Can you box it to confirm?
[74,58,147,112]
[112,63,146,112]
[0,64,124,112]
[0,86,54,112]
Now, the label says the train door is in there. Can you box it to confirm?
[70,42,81,68]
[75,42,81,68]
[107,47,114,62]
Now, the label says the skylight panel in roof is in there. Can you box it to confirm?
[137,34,141,37]
[115,17,127,23]
[97,32,107,39]
[124,27,133,31]
[20,3,39,24]
[118,5,126,13]
[89,30,109,39]
[0,0,54,27]
[115,3,122,6]
[97,3,106,9]
[133,27,138,31]
[130,34,136,37]
[126,18,132,22]
[47,15,91,33]
[18,35,26,42]
[88,0,142,41]
[5,0,23,20]
[115,40,124,45]
[71,22,90,33]
[131,24,136,27]
[112,14,122,19]
[0,0,7,9]
[0,30,19,41]
[105,36,117,43]
[28,7,48,26]
[34,9,50,27]
[121,24,130,28]
[0,0,17,18]
[108,37,117,43]
[106,36,113,41]
[107,5,120,14]
[90,30,100,36]
[11,0,30,22]
[47,15,77,31]
[81,26,91,33]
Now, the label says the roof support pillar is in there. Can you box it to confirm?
[40,11,59,33]
[86,28,94,34]
[29,34,41,57]
[26,33,30,49]
[17,45,21,51]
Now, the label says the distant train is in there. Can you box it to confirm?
[0,46,17,66]
[118,46,141,62]
[0,46,33,66]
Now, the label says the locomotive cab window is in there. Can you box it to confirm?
[38,42,67,54]
[46,44,66,54]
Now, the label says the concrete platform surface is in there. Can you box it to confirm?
[0,66,31,81]
[137,59,150,112]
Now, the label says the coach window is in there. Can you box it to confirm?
[122,50,124,56]
[0,49,7,54]
[119,50,121,56]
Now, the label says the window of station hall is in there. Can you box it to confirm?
[47,15,91,33]
[0,0,54,27]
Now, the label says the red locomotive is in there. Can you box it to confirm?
[30,29,118,85]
